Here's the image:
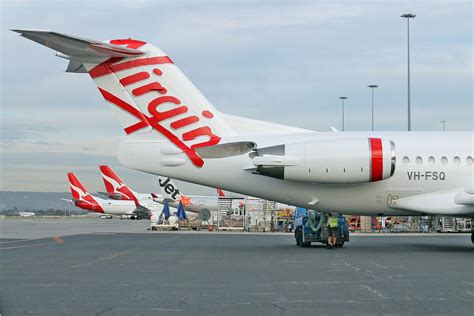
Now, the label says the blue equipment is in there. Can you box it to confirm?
[294,208,350,247]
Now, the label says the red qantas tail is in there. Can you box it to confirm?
[67,173,103,212]
[68,172,89,200]
[99,165,137,201]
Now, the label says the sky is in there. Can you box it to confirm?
[0,0,472,193]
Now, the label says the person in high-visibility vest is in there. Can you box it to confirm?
[327,214,339,249]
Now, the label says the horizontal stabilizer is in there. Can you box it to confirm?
[12,29,144,62]
[61,198,74,205]
[97,191,123,200]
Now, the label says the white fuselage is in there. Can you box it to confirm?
[166,195,219,213]
[97,199,162,216]
[119,131,474,217]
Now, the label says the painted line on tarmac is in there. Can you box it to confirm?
[0,239,30,244]
[52,236,64,244]
[0,236,64,250]
[151,308,183,312]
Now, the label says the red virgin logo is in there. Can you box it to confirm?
[88,39,221,168]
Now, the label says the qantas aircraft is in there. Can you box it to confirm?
[66,172,161,219]
[14,30,474,242]
[99,164,224,217]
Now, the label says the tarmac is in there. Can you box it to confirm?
[1,218,473,315]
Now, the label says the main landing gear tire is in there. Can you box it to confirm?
[295,230,302,246]
[295,229,311,247]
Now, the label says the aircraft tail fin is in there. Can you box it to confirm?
[158,177,181,201]
[14,29,235,168]
[99,165,138,201]
[68,172,89,200]
[67,173,103,212]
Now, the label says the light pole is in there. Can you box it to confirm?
[401,13,416,131]
[367,84,378,131]
[339,97,348,131]
[440,120,446,131]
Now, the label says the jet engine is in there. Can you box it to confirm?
[252,137,395,184]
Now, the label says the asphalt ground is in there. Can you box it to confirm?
[0,219,473,315]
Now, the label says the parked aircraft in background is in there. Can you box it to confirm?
[157,176,225,213]
[19,211,35,217]
[15,30,474,242]
[66,172,161,219]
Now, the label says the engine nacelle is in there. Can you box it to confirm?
[253,138,395,184]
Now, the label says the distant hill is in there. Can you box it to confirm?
[0,191,86,213]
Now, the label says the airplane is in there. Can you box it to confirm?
[19,211,35,217]
[66,172,161,219]
[157,176,232,213]
[14,30,474,243]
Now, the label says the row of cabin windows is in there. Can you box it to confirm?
[402,155,473,166]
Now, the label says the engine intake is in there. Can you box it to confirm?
[252,137,395,184]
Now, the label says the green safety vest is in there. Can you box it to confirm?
[328,217,338,228]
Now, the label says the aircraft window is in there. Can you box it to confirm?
[428,156,435,165]
[402,156,410,164]
[453,156,461,165]
[441,156,448,165]
[467,156,473,165]
[415,156,423,165]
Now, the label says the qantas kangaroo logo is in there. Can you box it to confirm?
[88,39,221,168]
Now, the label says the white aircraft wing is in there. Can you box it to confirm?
[133,204,153,218]
[454,188,474,205]
[389,189,474,216]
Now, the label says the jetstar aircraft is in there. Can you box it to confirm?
[157,176,229,213]
[14,30,474,242]
[66,172,161,219]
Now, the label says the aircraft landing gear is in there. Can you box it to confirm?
[471,222,473,243]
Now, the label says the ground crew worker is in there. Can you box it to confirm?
[327,214,339,249]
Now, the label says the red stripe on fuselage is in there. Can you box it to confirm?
[370,138,383,181]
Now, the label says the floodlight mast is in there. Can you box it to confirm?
[401,13,416,131]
